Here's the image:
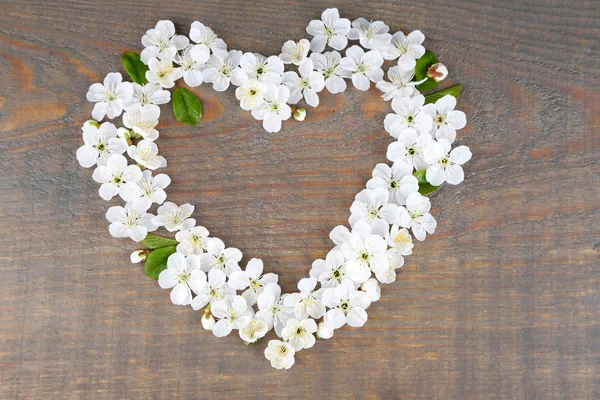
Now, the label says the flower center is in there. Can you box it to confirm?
[389,179,398,189]
[440,156,451,167]
[97,143,106,152]
[356,63,368,73]
[436,114,446,125]
[333,269,341,278]
[340,301,350,312]
[300,79,311,89]
[106,91,117,102]
[360,250,370,262]
[278,345,288,355]
[176,272,189,283]
[221,65,231,77]
[256,67,264,75]
[407,114,415,123]
[407,147,416,156]
[324,26,336,39]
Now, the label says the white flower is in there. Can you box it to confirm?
[140,20,189,64]
[385,224,414,256]
[239,318,269,343]
[211,295,252,337]
[86,72,133,121]
[256,283,293,336]
[375,66,423,101]
[127,139,166,170]
[251,84,292,133]
[123,107,160,141]
[240,53,284,85]
[306,8,351,52]
[349,187,399,236]
[321,279,371,328]
[106,201,157,242]
[380,30,426,71]
[235,79,267,111]
[152,202,195,232]
[342,220,389,284]
[175,225,209,256]
[384,95,432,138]
[329,225,350,252]
[124,83,171,114]
[398,192,437,241]
[173,45,204,87]
[264,340,295,370]
[340,45,383,91]
[202,50,244,91]
[135,170,170,207]
[424,139,472,186]
[130,250,147,263]
[77,122,127,168]
[310,249,348,288]
[366,162,419,205]
[190,269,234,310]
[146,57,183,88]
[422,94,467,143]
[92,154,142,201]
[373,248,404,284]
[189,21,228,62]
[158,253,206,306]
[347,18,391,50]
[386,128,434,171]
[200,238,242,276]
[386,247,405,271]
[279,39,310,65]
[228,258,278,306]
[361,278,381,302]
[281,318,317,351]
[316,321,334,339]
[282,59,325,107]
[284,277,326,320]
[310,51,350,94]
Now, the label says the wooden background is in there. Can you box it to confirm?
[1,0,598,398]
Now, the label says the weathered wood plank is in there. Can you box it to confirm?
[0,0,598,398]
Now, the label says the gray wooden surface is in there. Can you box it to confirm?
[1,0,599,398]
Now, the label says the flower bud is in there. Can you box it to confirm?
[316,322,334,339]
[293,107,306,121]
[130,249,147,263]
[201,313,216,330]
[83,120,100,129]
[117,127,134,145]
[427,62,448,82]
[361,278,381,302]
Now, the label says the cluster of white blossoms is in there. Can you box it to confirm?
[77,9,471,370]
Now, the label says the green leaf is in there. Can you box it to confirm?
[144,246,177,280]
[414,51,439,92]
[413,169,440,196]
[172,88,203,126]
[424,84,463,105]
[121,52,148,85]
[141,233,179,249]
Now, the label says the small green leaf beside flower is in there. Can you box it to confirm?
[121,52,148,85]
[172,87,203,126]
[144,246,177,280]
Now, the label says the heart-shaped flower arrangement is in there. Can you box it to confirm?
[77,8,471,369]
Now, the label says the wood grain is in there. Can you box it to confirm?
[1,0,599,398]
